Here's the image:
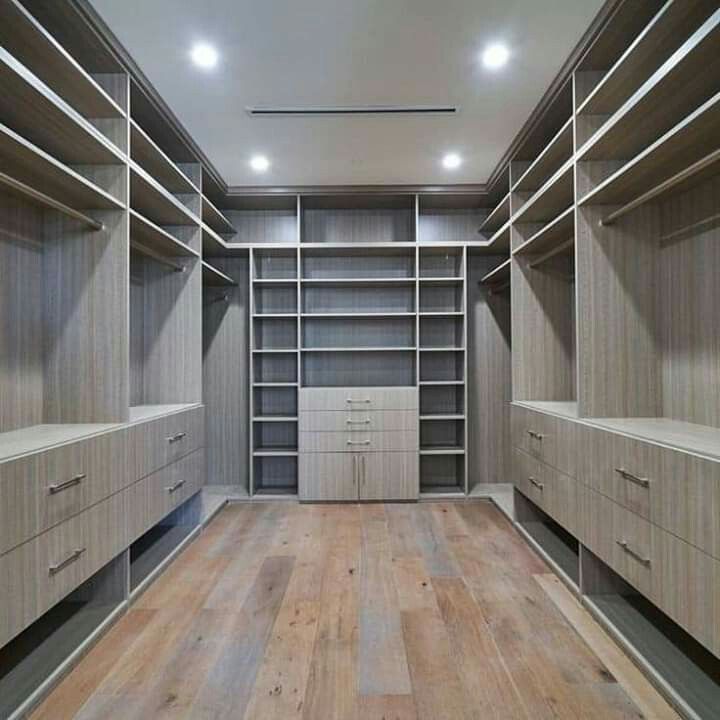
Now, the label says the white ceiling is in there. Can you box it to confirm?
[90,0,604,187]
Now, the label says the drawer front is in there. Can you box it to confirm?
[510,405,576,477]
[299,430,417,454]
[359,452,418,501]
[512,448,577,535]
[579,485,720,655]
[300,387,418,412]
[0,490,128,648]
[299,453,358,502]
[0,428,130,555]
[299,409,417,433]
[128,448,204,543]
[132,406,205,480]
[578,425,720,559]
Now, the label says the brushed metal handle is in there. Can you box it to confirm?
[526,430,544,440]
[346,419,371,425]
[346,398,371,404]
[615,467,650,488]
[167,432,187,444]
[352,456,357,485]
[347,440,371,446]
[49,547,85,575]
[361,455,366,486]
[528,476,544,490]
[48,473,86,495]
[616,539,651,566]
[165,479,186,493]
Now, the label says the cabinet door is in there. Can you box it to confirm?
[359,452,418,501]
[299,453,359,501]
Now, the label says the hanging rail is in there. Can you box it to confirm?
[0,170,104,231]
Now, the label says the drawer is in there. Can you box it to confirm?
[299,430,417,454]
[132,406,205,480]
[300,387,418,412]
[578,485,720,656]
[512,448,577,535]
[510,405,577,477]
[0,428,130,555]
[299,409,417,433]
[299,453,358,502]
[127,448,204,543]
[360,452,418,501]
[577,425,720,559]
[0,489,128,648]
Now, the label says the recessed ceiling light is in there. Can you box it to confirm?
[482,43,510,69]
[250,155,270,172]
[190,43,218,69]
[442,153,462,170]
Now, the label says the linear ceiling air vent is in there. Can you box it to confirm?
[246,105,458,116]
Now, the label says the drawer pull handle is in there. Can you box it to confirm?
[614,467,650,488]
[616,540,651,567]
[167,432,187,444]
[347,419,371,425]
[49,547,86,575]
[166,479,186,493]
[526,430,544,440]
[346,398,371,404]
[347,440,371,446]
[48,474,86,495]
[528,476,544,491]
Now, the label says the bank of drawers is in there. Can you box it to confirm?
[300,430,417,454]
[0,489,128,648]
[299,387,418,413]
[577,424,720,560]
[579,484,720,657]
[300,409,416,433]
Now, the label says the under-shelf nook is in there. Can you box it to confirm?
[419,454,465,495]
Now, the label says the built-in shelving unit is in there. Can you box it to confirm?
[202,260,236,287]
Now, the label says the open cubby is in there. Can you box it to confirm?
[420,454,465,493]
[419,351,464,382]
[301,249,414,279]
[417,194,486,243]
[302,316,415,349]
[302,283,415,314]
[253,353,297,384]
[253,387,298,418]
[419,246,464,277]
[252,248,297,279]
[419,316,463,348]
[253,456,298,494]
[253,285,298,314]
[302,350,415,387]
[253,317,297,350]
[222,195,297,244]
[420,385,464,416]
[419,282,464,313]
[420,418,464,450]
[253,420,297,450]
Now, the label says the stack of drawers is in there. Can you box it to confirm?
[299,387,418,501]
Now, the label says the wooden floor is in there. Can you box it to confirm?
[32,501,678,720]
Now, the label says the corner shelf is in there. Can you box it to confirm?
[202,260,236,287]
[201,222,229,254]
[130,210,199,260]
[513,118,573,194]
[487,220,511,252]
[513,206,575,256]
[513,158,574,225]
[130,162,199,227]
[479,192,510,235]
[480,258,511,286]
[202,195,236,234]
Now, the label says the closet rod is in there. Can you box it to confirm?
[529,238,574,268]
[600,148,720,226]
[130,240,185,272]
[205,292,230,304]
[660,212,720,244]
[0,170,104,231]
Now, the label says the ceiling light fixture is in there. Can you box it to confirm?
[190,43,218,69]
[482,43,510,70]
[442,153,462,170]
[250,155,270,172]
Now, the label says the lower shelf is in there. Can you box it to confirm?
[130,523,196,592]
[254,455,298,495]
[420,453,465,493]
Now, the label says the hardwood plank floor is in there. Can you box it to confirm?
[31,501,678,720]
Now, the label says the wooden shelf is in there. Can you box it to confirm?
[513,207,575,256]
[253,382,299,387]
[418,347,465,352]
[578,12,720,163]
[577,0,717,117]
[254,313,297,318]
[130,210,199,259]
[513,400,578,419]
[480,258,511,285]
[418,380,464,386]
[201,222,229,254]
[0,47,125,165]
[419,312,463,317]
[130,162,199,227]
[202,195,235,234]
[420,447,465,455]
[202,260,236,287]
[128,404,202,423]
[479,192,510,234]
[255,278,298,285]
[513,118,573,193]
[301,347,416,352]
[418,277,464,284]
[579,91,720,207]
[488,220,511,252]
[0,122,123,211]
[513,159,574,225]
[301,278,416,287]
[420,414,465,420]
[0,0,125,120]
[130,120,199,195]
[252,348,297,354]
[252,416,298,422]
[301,312,415,318]
[253,448,298,457]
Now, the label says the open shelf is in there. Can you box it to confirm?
[513,400,579,420]
[130,161,199,227]
[130,120,199,195]
[417,193,486,243]
[420,454,465,493]
[578,12,720,163]
[303,316,415,350]
[302,247,415,279]
[302,351,415,386]
[0,46,125,165]
[254,317,297,351]
[201,222,228,255]
[487,220,511,252]
[253,247,298,280]
[254,354,297,384]
[420,417,464,451]
[301,277,415,286]
[513,118,573,194]
[420,383,464,416]
[202,194,236,234]
[202,260,236,287]
[130,522,195,592]
[478,192,510,235]
[128,403,201,424]
[513,206,574,256]
[130,210,199,260]
[480,258,511,286]
[253,456,298,494]
[253,420,297,454]
[513,158,574,225]
[301,347,415,352]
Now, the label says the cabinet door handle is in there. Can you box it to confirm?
[347,440,371,446]
[361,455,366,486]
[352,456,357,485]
[49,547,86,575]
[346,398,371,404]
[165,479,186,493]
[614,467,650,488]
[48,473,86,495]
[167,432,187,444]
[616,539,651,567]
[526,430,544,440]
[346,419,371,425]
[528,476,544,490]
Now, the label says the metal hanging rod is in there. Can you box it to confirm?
[660,212,720,244]
[130,240,186,273]
[0,170,104,231]
[600,148,720,227]
[529,238,574,269]
[205,292,230,305]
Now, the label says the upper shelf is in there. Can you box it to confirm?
[0,0,125,119]
[480,258,511,286]
[577,0,717,117]
[513,206,574,256]
[478,192,510,235]
[130,161,199,227]
[0,47,125,166]
[578,11,720,163]
[202,195,236,235]
[130,210,200,259]
[130,120,199,195]
[512,118,573,194]
[513,159,574,225]
[487,220,511,253]
[202,260,236,286]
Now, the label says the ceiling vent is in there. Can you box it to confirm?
[246,105,458,116]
